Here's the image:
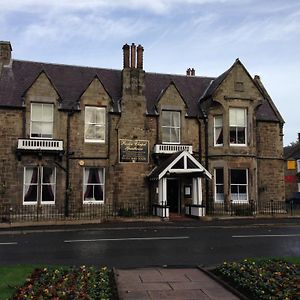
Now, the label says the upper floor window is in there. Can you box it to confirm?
[214,116,223,146]
[162,111,180,144]
[30,103,53,139]
[229,108,247,146]
[85,107,105,143]
[214,168,224,202]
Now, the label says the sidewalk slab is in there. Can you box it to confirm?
[115,267,240,300]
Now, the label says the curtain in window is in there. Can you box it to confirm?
[84,168,104,201]
[24,167,38,202]
[214,116,223,145]
[85,108,94,140]
[41,167,55,202]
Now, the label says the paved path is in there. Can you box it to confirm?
[115,267,240,300]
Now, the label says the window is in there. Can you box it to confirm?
[23,166,56,204]
[297,160,300,173]
[230,169,248,202]
[84,107,105,143]
[30,103,54,138]
[229,108,247,145]
[83,167,105,203]
[214,116,223,146]
[162,111,180,144]
[214,168,224,202]
[287,160,296,170]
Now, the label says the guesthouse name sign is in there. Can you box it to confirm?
[119,139,149,163]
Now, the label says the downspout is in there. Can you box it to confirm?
[204,113,209,208]
[65,108,74,217]
[197,118,202,164]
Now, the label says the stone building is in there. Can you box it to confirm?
[284,134,300,200]
[0,41,285,218]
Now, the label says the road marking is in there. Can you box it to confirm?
[0,242,18,245]
[233,234,300,238]
[64,236,189,243]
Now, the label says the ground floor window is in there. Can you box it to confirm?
[23,166,56,204]
[83,167,105,203]
[230,169,248,202]
[214,168,224,202]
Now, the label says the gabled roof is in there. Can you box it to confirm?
[284,142,300,160]
[145,73,214,117]
[0,58,283,123]
[148,150,212,180]
[199,59,284,123]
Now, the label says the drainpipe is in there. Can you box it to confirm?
[203,113,209,208]
[65,108,74,217]
[197,118,202,164]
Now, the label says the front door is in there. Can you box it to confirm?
[167,178,179,213]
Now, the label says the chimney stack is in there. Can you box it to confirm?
[298,133,300,143]
[0,41,12,76]
[186,68,195,76]
[137,44,144,69]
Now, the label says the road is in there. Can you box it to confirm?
[0,220,300,267]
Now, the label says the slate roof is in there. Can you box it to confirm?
[284,143,300,160]
[0,58,283,123]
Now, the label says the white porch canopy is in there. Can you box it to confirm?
[149,151,212,217]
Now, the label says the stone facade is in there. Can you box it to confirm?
[0,41,285,218]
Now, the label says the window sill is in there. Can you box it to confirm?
[83,201,104,204]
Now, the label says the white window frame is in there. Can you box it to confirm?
[84,106,106,143]
[161,110,181,144]
[230,169,248,203]
[30,103,54,139]
[214,115,223,146]
[214,168,224,202]
[83,167,105,204]
[297,160,300,173]
[229,108,247,146]
[23,166,56,205]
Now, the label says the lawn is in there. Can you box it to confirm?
[214,257,300,300]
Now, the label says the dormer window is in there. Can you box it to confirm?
[84,106,106,143]
[162,111,180,144]
[229,108,247,146]
[30,103,54,139]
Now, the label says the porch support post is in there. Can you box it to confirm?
[192,177,202,205]
[158,177,167,205]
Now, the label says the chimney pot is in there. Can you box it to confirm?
[137,44,144,69]
[130,43,136,68]
[298,133,300,143]
[186,68,191,76]
[122,43,130,68]
[191,68,195,76]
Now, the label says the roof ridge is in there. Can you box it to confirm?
[13,59,122,73]
[146,70,215,79]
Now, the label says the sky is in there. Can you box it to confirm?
[1,0,299,145]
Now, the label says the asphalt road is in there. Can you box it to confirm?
[0,220,300,267]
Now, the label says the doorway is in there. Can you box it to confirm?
[167,178,180,213]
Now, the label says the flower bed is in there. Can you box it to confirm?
[11,266,116,299]
[214,258,300,300]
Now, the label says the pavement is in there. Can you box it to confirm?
[115,267,241,300]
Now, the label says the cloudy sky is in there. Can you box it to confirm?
[1,0,299,145]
